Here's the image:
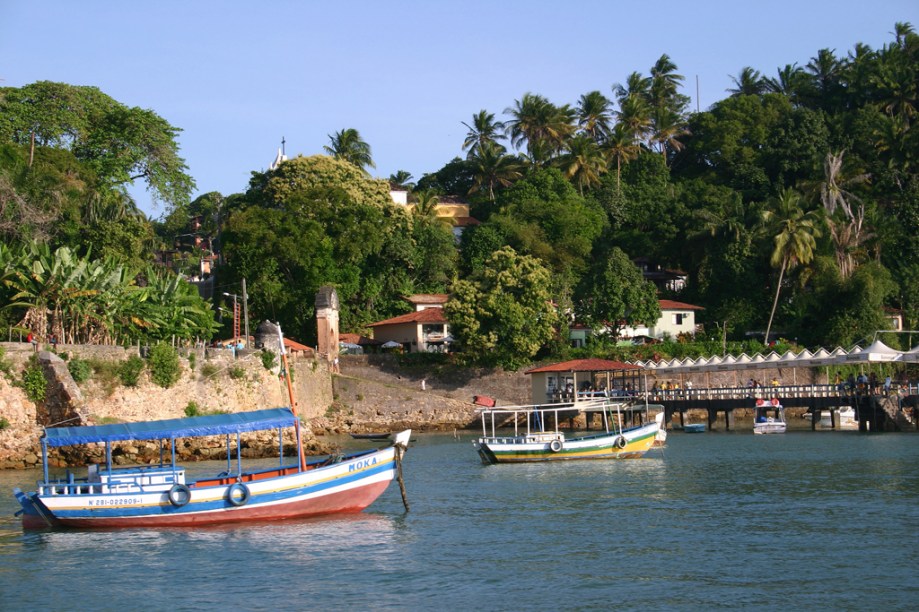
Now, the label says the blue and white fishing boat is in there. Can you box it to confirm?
[14,409,410,529]
[13,324,411,529]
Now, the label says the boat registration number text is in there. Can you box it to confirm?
[87,497,142,506]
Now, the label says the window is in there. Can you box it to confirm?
[672,313,684,325]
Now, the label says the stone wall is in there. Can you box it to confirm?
[0,345,334,469]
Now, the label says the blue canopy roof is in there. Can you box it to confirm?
[42,407,298,447]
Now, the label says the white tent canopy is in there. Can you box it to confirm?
[843,339,901,363]
[634,342,919,374]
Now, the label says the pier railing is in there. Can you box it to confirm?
[645,382,918,402]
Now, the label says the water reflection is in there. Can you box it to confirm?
[2,432,919,610]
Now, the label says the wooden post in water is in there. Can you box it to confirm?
[394,443,410,512]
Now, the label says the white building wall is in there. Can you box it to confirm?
[649,310,697,339]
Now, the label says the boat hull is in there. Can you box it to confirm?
[753,422,787,434]
[473,422,659,464]
[18,445,402,529]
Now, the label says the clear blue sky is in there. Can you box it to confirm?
[1,1,916,217]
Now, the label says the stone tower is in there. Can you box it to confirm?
[315,285,339,362]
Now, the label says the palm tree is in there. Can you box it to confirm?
[614,71,651,106]
[616,94,652,146]
[872,46,918,123]
[468,141,524,203]
[805,48,846,110]
[650,54,683,103]
[892,21,915,48]
[765,63,807,100]
[649,106,689,165]
[462,110,505,158]
[412,190,440,218]
[727,67,767,96]
[389,170,415,191]
[761,189,822,344]
[554,135,607,195]
[323,128,375,173]
[505,93,552,160]
[504,93,575,164]
[649,54,690,117]
[602,122,641,191]
[690,191,762,245]
[576,91,613,141]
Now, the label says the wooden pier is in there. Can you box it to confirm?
[651,384,919,432]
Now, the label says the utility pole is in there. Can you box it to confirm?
[232,294,239,345]
[242,278,249,347]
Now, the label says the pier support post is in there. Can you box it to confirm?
[725,409,734,431]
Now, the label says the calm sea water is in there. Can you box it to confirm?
[1,430,918,611]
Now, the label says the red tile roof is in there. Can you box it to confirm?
[526,358,642,374]
[658,299,704,310]
[368,308,448,327]
[451,216,480,227]
[284,338,314,353]
[340,333,381,345]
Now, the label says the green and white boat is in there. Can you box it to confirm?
[473,399,661,464]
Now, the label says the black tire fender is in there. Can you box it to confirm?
[168,483,191,507]
[226,482,251,507]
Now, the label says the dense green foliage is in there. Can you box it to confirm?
[444,247,559,369]
[0,242,218,344]
[260,350,277,370]
[20,365,47,402]
[2,25,918,369]
[147,343,180,388]
[0,81,194,207]
[67,357,92,383]
[118,355,145,387]
[220,155,456,342]
[575,246,661,336]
